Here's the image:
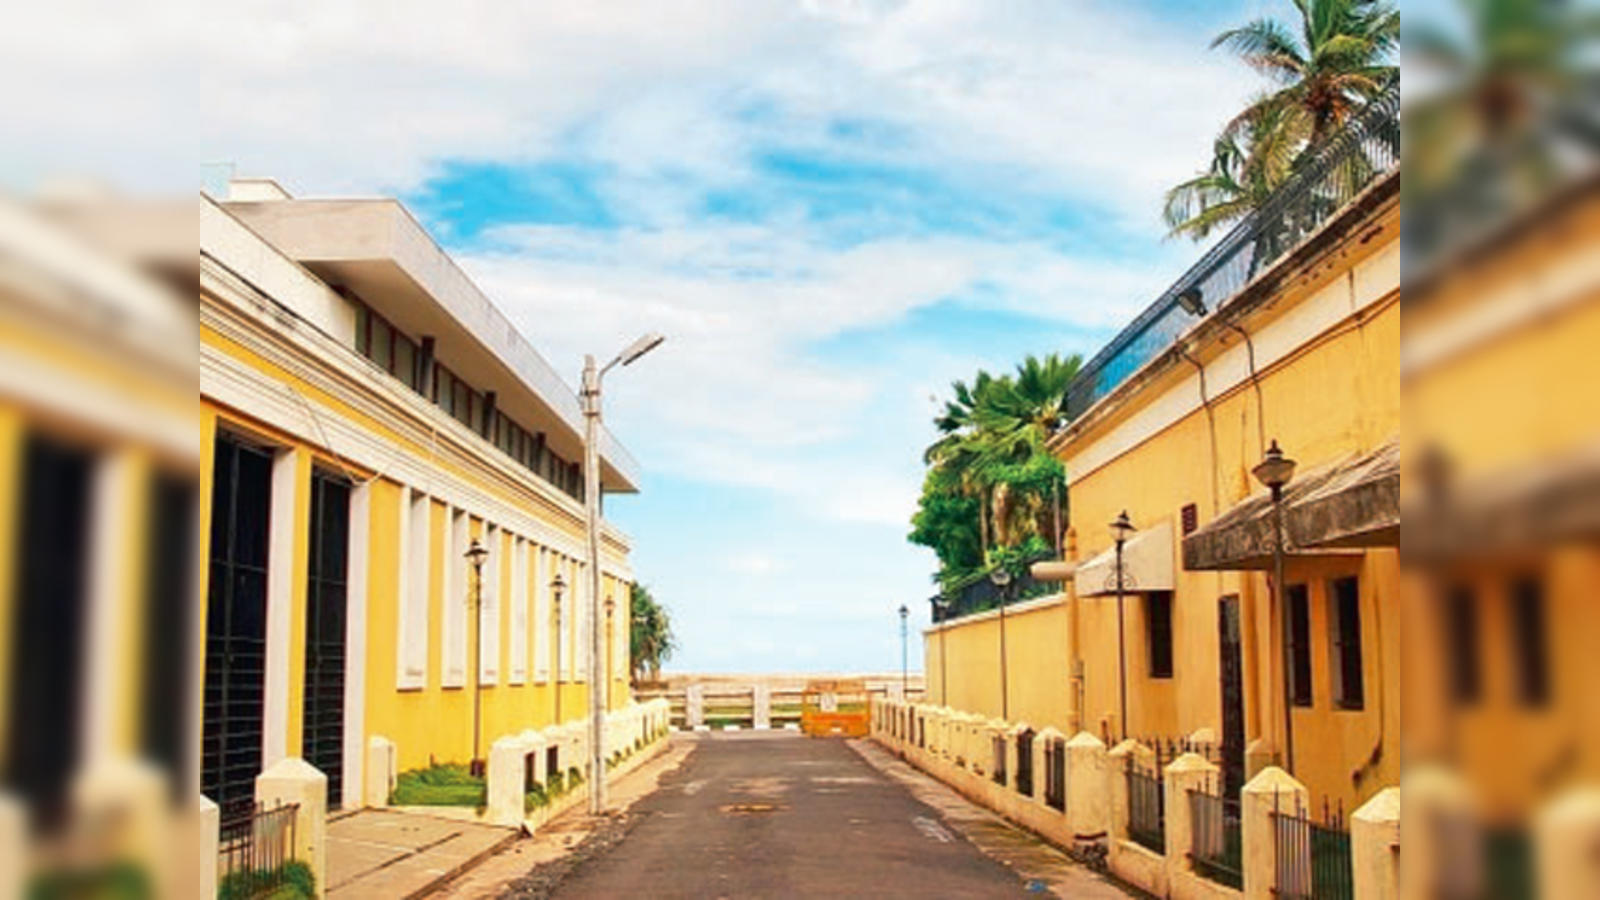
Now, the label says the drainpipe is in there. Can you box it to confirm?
[1224,321,1267,457]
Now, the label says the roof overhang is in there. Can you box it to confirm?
[221,198,641,493]
[1075,519,1175,596]
[1183,439,1399,571]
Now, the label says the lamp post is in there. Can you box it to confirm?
[932,597,950,706]
[988,567,1013,720]
[605,592,616,709]
[551,572,566,725]
[465,538,490,777]
[581,332,665,816]
[898,604,909,699]
[1110,510,1136,741]
[1253,439,1297,773]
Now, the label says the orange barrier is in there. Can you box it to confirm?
[800,678,870,737]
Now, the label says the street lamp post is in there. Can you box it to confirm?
[1110,510,1136,741]
[988,567,1013,720]
[605,593,616,707]
[581,332,665,816]
[898,604,909,699]
[1253,439,1297,773]
[551,572,566,725]
[465,538,490,777]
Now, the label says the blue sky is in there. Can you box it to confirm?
[374,0,1272,674]
[6,0,1274,673]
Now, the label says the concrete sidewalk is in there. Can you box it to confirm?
[325,810,517,899]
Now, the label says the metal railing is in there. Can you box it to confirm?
[991,734,1008,785]
[217,801,299,897]
[929,552,1063,623]
[1015,729,1035,797]
[1045,737,1067,811]
[1126,761,1166,854]
[1273,795,1353,900]
[1062,80,1400,423]
[1189,778,1243,889]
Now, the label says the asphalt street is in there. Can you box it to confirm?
[548,731,1034,898]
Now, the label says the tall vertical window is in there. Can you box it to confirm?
[1444,584,1481,703]
[1145,591,1173,678]
[1509,575,1548,707]
[1328,576,1364,709]
[1287,584,1312,707]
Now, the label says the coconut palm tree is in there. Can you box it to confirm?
[1166,0,1398,238]
[628,583,676,684]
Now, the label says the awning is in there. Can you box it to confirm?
[1075,519,1174,596]
[1183,439,1399,571]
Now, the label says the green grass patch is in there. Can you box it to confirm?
[389,763,486,808]
[524,782,550,812]
[217,861,314,900]
[28,862,151,900]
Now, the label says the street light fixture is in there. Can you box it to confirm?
[989,566,1014,720]
[1110,510,1135,741]
[898,604,909,699]
[582,332,665,816]
[1252,439,1297,773]
[551,572,566,724]
[464,538,490,777]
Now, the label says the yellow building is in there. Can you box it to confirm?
[1403,175,1600,826]
[926,90,1400,814]
[198,178,638,816]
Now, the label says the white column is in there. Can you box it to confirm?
[263,447,302,766]
[341,481,370,810]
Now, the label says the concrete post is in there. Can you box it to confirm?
[70,757,171,897]
[1401,765,1480,900]
[1351,786,1399,900]
[487,736,530,826]
[686,684,705,729]
[256,758,328,898]
[1244,737,1275,784]
[365,736,396,807]
[1241,766,1308,900]
[1066,731,1110,844]
[753,684,772,730]
[0,791,23,900]
[1163,752,1219,890]
[1535,787,1600,900]
[197,795,219,900]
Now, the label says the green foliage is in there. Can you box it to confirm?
[568,766,584,786]
[28,862,150,900]
[547,771,566,796]
[524,782,550,812]
[912,354,1078,588]
[389,763,486,808]
[629,583,676,683]
[216,861,313,900]
[1167,0,1398,238]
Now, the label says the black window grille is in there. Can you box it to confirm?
[1328,576,1364,709]
[1509,575,1548,707]
[1146,591,1174,678]
[1445,584,1481,703]
[1288,584,1313,707]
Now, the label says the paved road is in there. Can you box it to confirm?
[549,731,1033,898]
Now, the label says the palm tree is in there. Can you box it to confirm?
[1166,0,1398,238]
[628,583,675,684]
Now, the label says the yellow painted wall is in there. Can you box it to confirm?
[924,598,1072,730]
[928,201,1402,813]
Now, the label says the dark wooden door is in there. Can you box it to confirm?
[1218,595,1246,797]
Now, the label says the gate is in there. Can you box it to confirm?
[205,434,274,819]
[303,471,350,807]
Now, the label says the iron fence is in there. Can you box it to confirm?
[1044,737,1067,812]
[1125,760,1165,854]
[1130,734,1222,771]
[1189,777,1243,889]
[217,801,299,896]
[929,552,1063,623]
[1273,796,1353,900]
[991,734,1008,785]
[1015,729,1035,797]
[1062,79,1399,423]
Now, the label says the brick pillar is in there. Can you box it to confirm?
[1241,766,1308,900]
[1066,731,1109,845]
[1351,786,1399,900]
[1163,751,1219,890]
[1535,787,1600,900]
[256,758,328,898]
[365,736,396,807]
